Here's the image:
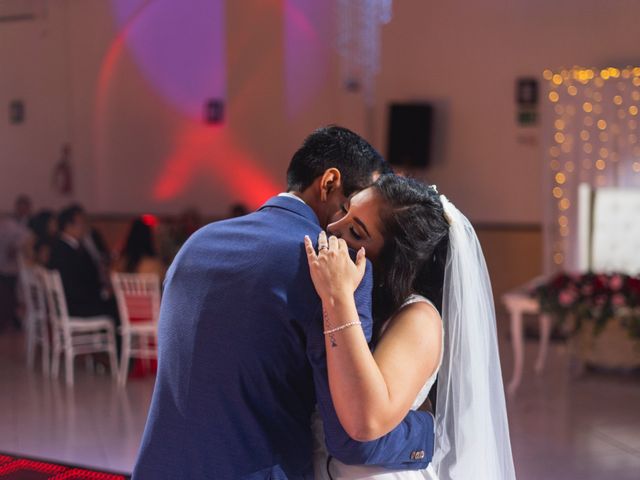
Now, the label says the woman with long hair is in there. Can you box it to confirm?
[306,174,515,479]
[115,217,165,278]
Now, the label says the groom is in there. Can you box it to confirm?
[133,126,435,479]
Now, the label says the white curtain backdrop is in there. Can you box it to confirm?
[543,67,640,274]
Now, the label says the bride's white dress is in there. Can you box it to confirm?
[312,294,443,480]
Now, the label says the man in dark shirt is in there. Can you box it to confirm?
[48,205,116,320]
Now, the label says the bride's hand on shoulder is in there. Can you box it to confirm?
[304,231,366,302]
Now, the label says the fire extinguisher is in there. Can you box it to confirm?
[52,143,73,195]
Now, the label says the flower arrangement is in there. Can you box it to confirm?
[531,272,640,339]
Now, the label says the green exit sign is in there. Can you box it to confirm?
[517,110,538,126]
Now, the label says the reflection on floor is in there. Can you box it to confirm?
[0,321,639,479]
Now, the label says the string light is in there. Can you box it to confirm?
[545,65,640,270]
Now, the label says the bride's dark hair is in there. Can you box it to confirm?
[371,175,450,341]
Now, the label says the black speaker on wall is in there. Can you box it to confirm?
[387,103,433,168]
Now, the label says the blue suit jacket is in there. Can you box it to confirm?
[132,196,434,479]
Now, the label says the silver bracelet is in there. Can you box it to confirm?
[323,321,362,335]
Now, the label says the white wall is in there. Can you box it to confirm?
[0,2,71,212]
[376,0,640,223]
[1,0,640,221]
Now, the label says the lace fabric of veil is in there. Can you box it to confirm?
[433,196,516,479]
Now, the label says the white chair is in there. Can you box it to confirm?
[42,269,118,386]
[18,264,50,374]
[111,273,160,386]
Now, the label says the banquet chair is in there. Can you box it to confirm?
[42,269,118,386]
[18,263,50,375]
[111,273,160,386]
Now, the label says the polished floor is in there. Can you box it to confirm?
[1,321,639,479]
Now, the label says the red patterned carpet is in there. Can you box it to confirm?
[0,453,129,479]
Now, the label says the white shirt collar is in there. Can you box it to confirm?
[278,192,306,205]
[61,233,80,249]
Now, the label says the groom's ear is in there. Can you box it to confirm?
[319,168,342,201]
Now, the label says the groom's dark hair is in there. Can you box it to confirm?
[287,125,391,197]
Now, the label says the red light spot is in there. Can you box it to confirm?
[153,123,280,209]
[141,214,158,227]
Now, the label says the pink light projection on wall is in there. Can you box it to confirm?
[284,0,332,118]
[110,0,225,118]
[153,122,281,209]
[94,0,281,208]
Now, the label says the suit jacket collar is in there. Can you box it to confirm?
[259,195,320,227]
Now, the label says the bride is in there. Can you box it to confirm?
[304,174,516,479]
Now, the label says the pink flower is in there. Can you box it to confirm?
[559,289,577,307]
[612,294,626,307]
[582,284,594,295]
[610,275,623,291]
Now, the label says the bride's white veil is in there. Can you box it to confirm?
[432,195,516,479]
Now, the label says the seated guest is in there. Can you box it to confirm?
[0,218,29,332]
[83,225,112,294]
[229,202,249,218]
[13,194,33,227]
[48,205,116,320]
[27,210,57,266]
[113,217,165,279]
[0,195,33,331]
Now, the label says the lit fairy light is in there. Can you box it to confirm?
[544,65,640,270]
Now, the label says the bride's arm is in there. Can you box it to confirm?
[305,234,442,442]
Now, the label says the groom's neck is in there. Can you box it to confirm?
[290,188,326,227]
